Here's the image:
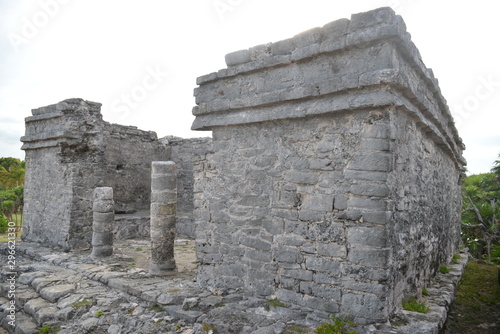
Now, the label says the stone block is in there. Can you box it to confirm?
[93,187,113,200]
[39,284,75,303]
[239,236,272,251]
[152,161,176,174]
[273,247,303,263]
[285,171,319,185]
[322,18,350,39]
[91,232,113,246]
[347,227,387,247]
[151,175,177,192]
[334,194,348,210]
[348,247,390,268]
[348,196,387,211]
[280,269,313,281]
[301,194,334,212]
[305,256,341,274]
[299,282,341,301]
[92,200,114,213]
[347,153,392,172]
[341,293,387,322]
[92,212,114,224]
[349,7,396,32]
[305,296,340,313]
[150,203,176,216]
[349,183,389,197]
[316,243,347,258]
[151,190,177,204]
[271,38,296,56]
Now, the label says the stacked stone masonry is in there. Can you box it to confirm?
[21,99,209,249]
[150,161,177,274]
[91,187,115,258]
[192,7,465,325]
[18,6,467,329]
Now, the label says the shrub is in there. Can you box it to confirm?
[0,212,7,234]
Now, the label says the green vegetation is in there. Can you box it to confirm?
[148,305,164,312]
[461,154,500,263]
[264,298,287,310]
[283,325,310,334]
[446,260,500,332]
[422,288,429,296]
[135,247,143,251]
[71,298,93,308]
[452,254,461,264]
[315,316,357,334]
[402,298,429,314]
[439,265,450,274]
[0,212,7,234]
[0,157,25,238]
[37,324,60,334]
[201,323,217,333]
[96,310,105,317]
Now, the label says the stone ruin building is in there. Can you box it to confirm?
[20,7,465,327]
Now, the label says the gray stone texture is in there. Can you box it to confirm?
[192,7,465,325]
[149,161,177,274]
[91,187,114,258]
[21,99,210,249]
[21,98,170,250]
[160,136,212,238]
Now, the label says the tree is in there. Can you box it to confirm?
[0,159,25,189]
[461,157,500,262]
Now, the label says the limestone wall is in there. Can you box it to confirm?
[21,98,170,249]
[162,136,213,238]
[192,7,465,324]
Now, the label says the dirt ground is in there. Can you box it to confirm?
[443,260,500,334]
[113,238,198,274]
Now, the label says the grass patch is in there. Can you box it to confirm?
[446,260,500,333]
[422,288,429,296]
[201,323,217,333]
[283,325,311,333]
[167,289,180,293]
[402,298,429,314]
[264,298,287,310]
[439,265,450,274]
[452,254,461,264]
[71,298,93,308]
[148,305,164,312]
[96,310,104,317]
[135,247,143,251]
[315,316,357,334]
[37,324,60,334]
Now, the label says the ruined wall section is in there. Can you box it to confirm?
[162,136,213,238]
[192,7,465,324]
[22,98,170,249]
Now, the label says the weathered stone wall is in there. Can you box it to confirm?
[21,98,170,249]
[162,136,213,238]
[192,7,465,324]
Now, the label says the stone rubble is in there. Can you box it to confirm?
[1,240,467,334]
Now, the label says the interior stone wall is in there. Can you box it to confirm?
[21,98,170,249]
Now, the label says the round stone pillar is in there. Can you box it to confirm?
[91,187,114,258]
[150,161,177,274]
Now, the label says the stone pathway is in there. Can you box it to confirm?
[1,239,469,334]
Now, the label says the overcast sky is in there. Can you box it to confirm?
[1,0,499,174]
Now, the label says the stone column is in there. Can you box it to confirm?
[150,161,177,274]
[91,187,114,258]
